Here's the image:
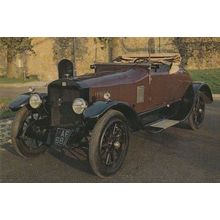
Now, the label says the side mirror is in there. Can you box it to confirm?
[58,59,74,79]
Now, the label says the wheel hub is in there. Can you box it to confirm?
[113,141,121,149]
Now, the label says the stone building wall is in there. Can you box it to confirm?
[26,37,179,81]
[187,50,220,69]
[74,38,109,75]
[25,37,110,80]
[0,37,220,81]
[25,38,57,81]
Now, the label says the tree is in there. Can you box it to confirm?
[53,37,75,63]
[173,38,193,66]
[173,37,220,67]
[0,37,34,78]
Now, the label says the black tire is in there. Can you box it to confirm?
[188,91,205,130]
[11,106,48,158]
[89,110,129,178]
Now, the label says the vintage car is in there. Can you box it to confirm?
[9,53,213,177]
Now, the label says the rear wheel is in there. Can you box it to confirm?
[188,92,205,130]
[11,107,48,158]
[89,110,129,178]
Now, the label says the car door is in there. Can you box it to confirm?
[149,63,176,108]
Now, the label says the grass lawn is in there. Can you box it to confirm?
[0,76,38,84]
[188,68,220,94]
[0,98,15,119]
[0,109,15,119]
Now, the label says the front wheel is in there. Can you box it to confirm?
[89,110,129,178]
[11,107,48,158]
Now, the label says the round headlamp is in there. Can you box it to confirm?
[72,98,87,114]
[29,94,42,109]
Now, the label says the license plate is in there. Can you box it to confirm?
[54,128,72,146]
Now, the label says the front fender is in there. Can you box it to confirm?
[83,100,141,130]
[9,93,47,111]
[83,101,121,119]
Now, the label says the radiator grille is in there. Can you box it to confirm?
[48,86,80,127]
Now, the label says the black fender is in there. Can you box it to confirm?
[172,82,213,121]
[9,92,47,111]
[192,82,213,104]
[83,101,141,130]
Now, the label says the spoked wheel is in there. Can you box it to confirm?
[188,92,205,130]
[89,110,129,177]
[11,107,48,158]
[100,120,127,166]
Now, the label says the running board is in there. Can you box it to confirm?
[149,119,180,129]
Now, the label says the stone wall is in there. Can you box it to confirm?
[26,37,181,81]
[26,38,57,81]
[0,37,220,80]
[25,37,110,80]
[74,38,109,75]
[187,50,220,69]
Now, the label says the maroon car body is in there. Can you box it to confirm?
[86,58,191,113]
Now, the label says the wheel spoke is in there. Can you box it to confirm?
[112,123,117,135]
[105,152,111,165]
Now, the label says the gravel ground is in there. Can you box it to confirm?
[0,98,219,183]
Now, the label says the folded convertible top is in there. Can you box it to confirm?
[113,53,181,65]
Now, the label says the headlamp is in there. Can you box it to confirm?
[72,98,87,114]
[29,94,42,109]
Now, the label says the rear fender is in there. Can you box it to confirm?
[9,93,47,111]
[192,82,213,103]
[173,82,213,121]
